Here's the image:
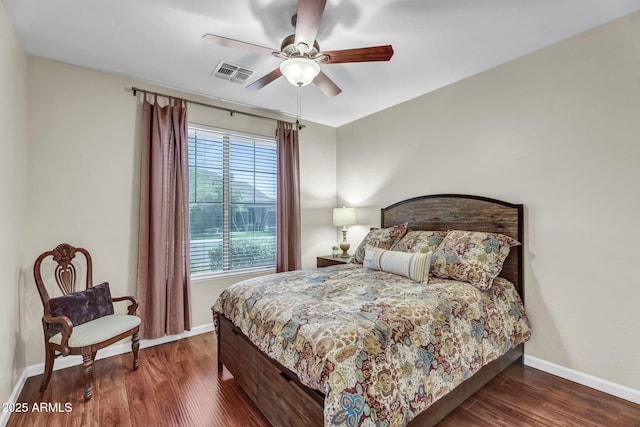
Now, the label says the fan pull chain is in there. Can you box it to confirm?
[296,87,305,130]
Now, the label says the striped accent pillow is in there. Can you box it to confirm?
[363,247,432,283]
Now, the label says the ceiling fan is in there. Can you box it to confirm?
[202,0,393,97]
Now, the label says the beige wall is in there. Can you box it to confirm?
[337,13,640,390]
[0,1,28,404]
[24,57,337,365]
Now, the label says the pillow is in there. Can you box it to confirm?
[351,223,408,264]
[431,230,520,290]
[392,230,447,253]
[47,282,114,337]
[364,247,431,283]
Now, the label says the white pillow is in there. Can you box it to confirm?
[363,247,432,283]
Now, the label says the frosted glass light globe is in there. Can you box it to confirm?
[280,58,321,87]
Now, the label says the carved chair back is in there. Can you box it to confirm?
[34,243,94,308]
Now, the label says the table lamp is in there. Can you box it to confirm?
[332,206,357,258]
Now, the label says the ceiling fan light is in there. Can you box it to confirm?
[280,58,320,87]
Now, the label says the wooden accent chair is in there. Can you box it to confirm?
[34,243,141,401]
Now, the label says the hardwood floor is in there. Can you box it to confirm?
[8,332,640,426]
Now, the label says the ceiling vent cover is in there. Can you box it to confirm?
[212,61,254,84]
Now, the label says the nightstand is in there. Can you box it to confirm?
[317,255,351,267]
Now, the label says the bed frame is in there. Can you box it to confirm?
[215,194,525,426]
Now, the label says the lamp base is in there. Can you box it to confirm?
[339,230,350,258]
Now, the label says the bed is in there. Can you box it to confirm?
[213,194,531,426]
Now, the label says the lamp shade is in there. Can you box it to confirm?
[280,57,321,87]
[333,207,357,227]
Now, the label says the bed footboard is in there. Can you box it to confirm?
[216,313,324,427]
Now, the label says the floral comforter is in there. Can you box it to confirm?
[213,264,531,427]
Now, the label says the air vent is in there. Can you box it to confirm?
[212,61,254,84]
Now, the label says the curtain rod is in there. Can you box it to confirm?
[130,86,299,127]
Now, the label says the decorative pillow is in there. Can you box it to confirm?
[431,230,520,290]
[351,223,408,264]
[47,282,114,337]
[364,247,431,283]
[392,230,447,253]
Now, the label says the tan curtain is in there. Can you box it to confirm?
[137,93,191,339]
[276,121,301,272]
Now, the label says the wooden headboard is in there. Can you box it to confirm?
[381,194,524,298]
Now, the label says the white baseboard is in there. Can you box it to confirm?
[1,323,215,427]
[0,369,29,427]
[524,355,640,405]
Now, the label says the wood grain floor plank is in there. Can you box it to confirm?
[125,359,163,427]
[8,332,640,426]
[503,365,640,424]
[97,381,132,427]
[473,375,589,426]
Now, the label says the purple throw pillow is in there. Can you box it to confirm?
[47,282,114,337]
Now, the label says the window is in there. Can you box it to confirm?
[188,124,277,275]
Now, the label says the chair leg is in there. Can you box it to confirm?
[132,331,140,371]
[40,349,55,392]
[82,353,94,401]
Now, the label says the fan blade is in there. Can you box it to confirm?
[202,34,277,56]
[313,71,342,97]
[295,0,327,49]
[320,45,394,64]
[246,68,283,90]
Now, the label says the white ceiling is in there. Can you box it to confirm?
[4,0,640,127]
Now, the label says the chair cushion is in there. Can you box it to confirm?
[49,314,141,347]
[47,282,114,337]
